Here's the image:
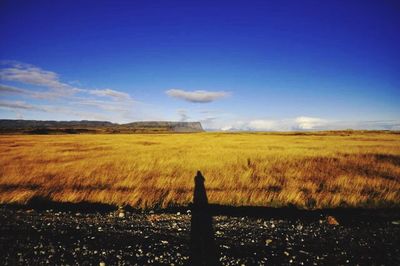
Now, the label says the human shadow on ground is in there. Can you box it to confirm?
[190,170,220,265]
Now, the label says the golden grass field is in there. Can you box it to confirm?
[0,131,399,209]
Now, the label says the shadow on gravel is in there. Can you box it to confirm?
[190,171,220,265]
[203,204,400,224]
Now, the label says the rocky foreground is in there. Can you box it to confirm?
[0,206,399,265]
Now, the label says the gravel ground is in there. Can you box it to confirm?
[1,206,399,265]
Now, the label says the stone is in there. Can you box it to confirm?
[296,224,303,230]
[327,216,339,225]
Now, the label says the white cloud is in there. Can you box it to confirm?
[294,116,326,130]
[216,117,400,131]
[247,120,279,130]
[166,89,229,103]
[0,84,27,94]
[0,84,65,99]
[0,61,133,102]
[88,89,131,101]
[216,119,287,131]
[0,100,46,111]
[0,100,113,121]
[0,61,141,122]
[74,99,134,113]
[0,61,80,96]
[319,119,400,131]
[221,126,233,131]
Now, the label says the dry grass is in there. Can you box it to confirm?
[0,132,399,209]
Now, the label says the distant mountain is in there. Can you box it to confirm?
[0,119,204,134]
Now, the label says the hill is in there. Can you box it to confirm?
[0,119,204,134]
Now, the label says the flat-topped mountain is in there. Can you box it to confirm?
[0,119,204,134]
[124,121,203,132]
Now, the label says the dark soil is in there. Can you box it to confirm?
[0,205,399,265]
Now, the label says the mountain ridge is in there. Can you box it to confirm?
[0,119,204,134]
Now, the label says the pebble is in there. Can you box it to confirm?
[0,207,398,265]
[327,216,339,225]
[296,224,303,230]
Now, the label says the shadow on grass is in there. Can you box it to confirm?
[18,196,117,213]
[2,194,399,223]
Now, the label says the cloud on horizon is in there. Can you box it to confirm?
[217,117,400,131]
[166,89,229,103]
[0,61,139,122]
[1,61,398,131]
[0,100,46,111]
[0,84,27,94]
[0,61,81,97]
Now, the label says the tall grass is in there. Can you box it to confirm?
[0,132,399,209]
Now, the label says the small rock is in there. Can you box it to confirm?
[99,262,106,266]
[265,239,273,246]
[118,212,125,218]
[327,216,339,225]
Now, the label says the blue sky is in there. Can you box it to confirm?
[1,0,399,130]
